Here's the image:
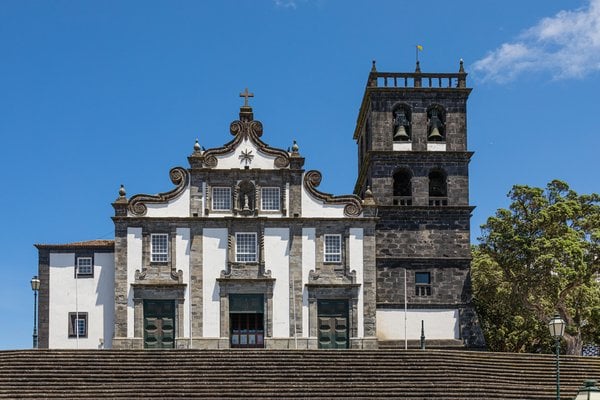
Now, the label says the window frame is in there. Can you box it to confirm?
[68,312,88,338]
[151,233,169,263]
[415,272,432,296]
[323,234,342,263]
[75,256,93,278]
[235,232,258,263]
[212,187,232,211]
[260,187,280,211]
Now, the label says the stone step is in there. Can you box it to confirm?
[1,349,598,399]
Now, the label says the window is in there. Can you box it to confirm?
[76,257,93,277]
[212,187,232,210]
[261,187,280,211]
[428,170,448,206]
[324,234,342,263]
[151,234,169,262]
[393,169,412,206]
[415,272,432,296]
[236,233,257,263]
[68,312,88,338]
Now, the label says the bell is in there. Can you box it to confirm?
[428,126,443,141]
[394,125,410,141]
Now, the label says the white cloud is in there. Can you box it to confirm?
[473,0,600,82]
[273,0,298,9]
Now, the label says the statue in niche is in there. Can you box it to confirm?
[393,107,411,141]
[427,107,445,141]
[238,180,255,213]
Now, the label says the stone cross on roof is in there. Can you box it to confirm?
[239,87,254,107]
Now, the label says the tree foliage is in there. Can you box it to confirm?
[473,180,600,355]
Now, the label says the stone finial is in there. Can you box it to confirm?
[194,138,201,152]
[119,184,126,198]
[362,185,376,206]
[371,60,377,72]
[459,58,465,73]
[415,60,421,73]
[291,140,299,154]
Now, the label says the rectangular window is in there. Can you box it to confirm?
[76,257,93,277]
[212,187,232,210]
[324,234,342,263]
[415,272,432,296]
[151,234,169,262]
[261,187,280,211]
[236,233,257,263]
[68,312,88,338]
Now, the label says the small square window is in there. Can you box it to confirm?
[212,187,232,210]
[415,272,432,296]
[151,234,169,262]
[261,187,280,211]
[76,257,93,277]
[236,233,257,263]
[324,234,342,263]
[68,312,88,338]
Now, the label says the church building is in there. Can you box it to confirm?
[35,61,485,349]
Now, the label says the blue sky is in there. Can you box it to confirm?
[1,0,598,349]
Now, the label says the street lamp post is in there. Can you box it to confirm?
[548,314,566,400]
[574,380,600,400]
[30,275,40,349]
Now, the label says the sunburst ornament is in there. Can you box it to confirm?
[239,148,254,165]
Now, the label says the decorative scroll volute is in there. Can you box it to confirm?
[127,167,190,216]
[229,119,264,140]
[303,170,363,217]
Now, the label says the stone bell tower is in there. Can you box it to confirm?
[353,60,484,348]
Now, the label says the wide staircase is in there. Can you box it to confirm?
[1,349,600,399]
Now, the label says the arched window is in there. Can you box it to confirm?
[393,169,412,206]
[428,170,447,206]
[392,104,411,142]
[427,104,446,142]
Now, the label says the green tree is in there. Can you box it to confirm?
[473,180,600,355]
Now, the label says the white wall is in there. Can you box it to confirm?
[215,139,279,170]
[301,228,316,337]
[301,176,348,218]
[264,228,290,337]
[376,309,460,340]
[202,228,227,337]
[141,185,190,218]
[48,252,114,349]
[176,228,191,339]
[126,228,142,338]
[349,228,364,338]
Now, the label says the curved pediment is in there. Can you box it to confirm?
[302,170,363,217]
[127,167,190,217]
[189,106,292,170]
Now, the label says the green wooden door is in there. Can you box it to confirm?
[144,300,175,349]
[318,300,349,349]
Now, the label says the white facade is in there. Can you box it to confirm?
[47,251,114,349]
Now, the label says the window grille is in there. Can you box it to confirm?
[151,234,169,262]
[76,257,93,276]
[324,234,342,263]
[261,187,280,211]
[212,187,232,210]
[236,233,257,263]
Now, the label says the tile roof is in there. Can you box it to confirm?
[34,239,115,249]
